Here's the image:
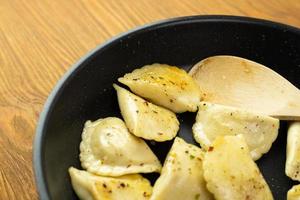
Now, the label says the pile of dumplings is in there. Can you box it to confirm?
[69,63,298,200]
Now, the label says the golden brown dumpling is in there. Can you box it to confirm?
[118,64,202,113]
[193,102,279,160]
[69,167,152,200]
[114,84,179,142]
[286,122,300,181]
[203,135,273,200]
[150,137,213,200]
[80,117,161,176]
[287,184,300,200]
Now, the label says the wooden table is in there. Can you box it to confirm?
[1,0,300,199]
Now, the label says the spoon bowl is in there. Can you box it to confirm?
[189,56,300,120]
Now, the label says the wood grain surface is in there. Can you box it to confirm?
[0,0,300,199]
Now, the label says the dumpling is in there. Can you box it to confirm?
[286,122,300,181]
[203,135,273,200]
[287,184,300,200]
[80,117,162,176]
[69,167,152,200]
[113,84,179,142]
[150,137,214,200]
[118,63,202,113]
[192,102,279,160]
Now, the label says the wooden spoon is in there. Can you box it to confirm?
[189,55,300,120]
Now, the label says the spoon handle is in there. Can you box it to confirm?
[269,92,300,120]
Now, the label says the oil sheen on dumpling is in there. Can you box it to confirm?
[203,135,273,200]
[118,64,202,113]
[192,102,279,160]
[113,84,179,142]
[286,122,300,181]
[80,117,162,176]
[150,137,214,200]
[69,167,152,200]
[287,184,300,200]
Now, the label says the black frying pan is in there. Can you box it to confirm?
[34,15,300,200]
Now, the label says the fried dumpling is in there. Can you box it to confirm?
[113,84,179,142]
[150,137,213,200]
[203,135,273,200]
[69,167,152,200]
[80,117,162,176]
[287,184,300,200]
[118,64,202,113]
[286,122,300,181]
[192,102,279,160]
